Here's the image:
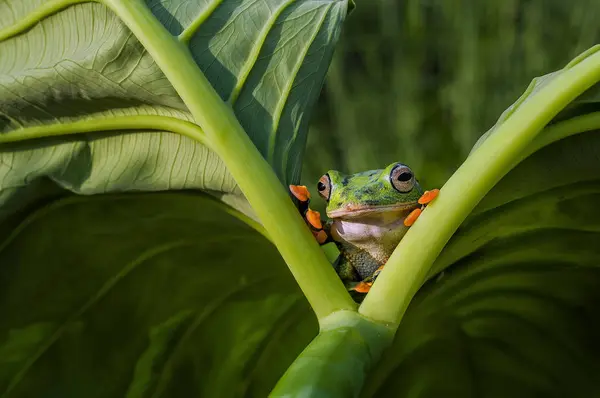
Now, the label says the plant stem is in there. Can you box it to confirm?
[101,0,356,319]
[270,310,394,397]
[360,46,600,327]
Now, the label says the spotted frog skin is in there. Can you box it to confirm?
[290,162,437,297]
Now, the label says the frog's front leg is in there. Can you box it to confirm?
[403,189,440,227]
[289,185,330,244]
[289,185,361,285]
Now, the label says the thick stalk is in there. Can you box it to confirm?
[270,311,394,397]
[100,0,355,319]
[360,47,600,327]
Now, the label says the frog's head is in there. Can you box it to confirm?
[318,162,423,219]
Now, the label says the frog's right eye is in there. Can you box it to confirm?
[390,164,415,193]
[317,174,331,201]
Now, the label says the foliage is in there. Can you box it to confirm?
[0,1,599,397]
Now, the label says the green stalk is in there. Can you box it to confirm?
[270,310,394,397]
[100,0,355,319]
[360,46,600,327]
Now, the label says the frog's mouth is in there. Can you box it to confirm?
[327,202,419,219]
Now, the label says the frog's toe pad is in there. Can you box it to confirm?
[404,208,422,227]
[418,189,439,205]
[353,281,373,293]
[306,209,323,229]
[314,230,328,244]
[289,185,310,202]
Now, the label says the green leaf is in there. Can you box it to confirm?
[0,192,318,397]
[0,2,354,395]
[0,0,346,214]
[362,137,600,397]
[358,59,600,394]
[2,1,600,396]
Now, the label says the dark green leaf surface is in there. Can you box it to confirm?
[0,192,317,397]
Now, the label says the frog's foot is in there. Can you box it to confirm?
[353,281,373,294]
[343,282,369,303]
[289,185,329,244]
[418,189,440,205]
[346,265,385,296]
[404,189,440,227]
[403,208,422,227]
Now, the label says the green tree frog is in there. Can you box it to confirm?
[290,162,438,300]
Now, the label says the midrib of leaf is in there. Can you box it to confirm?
[521,112,600,161]
[177,0,224,44]
[227,0,298,106]
[2,239,195,397]
[0,115,206,146]
[0,0,88,42]
[267,4,332,164]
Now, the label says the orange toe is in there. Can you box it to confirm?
[418,189,439,205]
[314,230,328,244]
[306,209,323,229]
[289,185,310,202]
[354,281,373,293]
[404,208,422,227]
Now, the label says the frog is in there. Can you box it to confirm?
[290,162,438,301]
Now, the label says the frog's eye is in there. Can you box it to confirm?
[390,164,415,193]
[317,174,331,201]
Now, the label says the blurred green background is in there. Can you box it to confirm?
[301,0,600,211]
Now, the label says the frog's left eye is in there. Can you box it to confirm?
[317,174,331,201]
[390,164,415,193]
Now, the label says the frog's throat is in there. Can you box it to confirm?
[327,202,419,219]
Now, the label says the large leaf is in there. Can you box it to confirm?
[0,0,346,218]
[363,131,600,397]
[0,192,317,397]
[357,46,600,394]
[2,134,599,396]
